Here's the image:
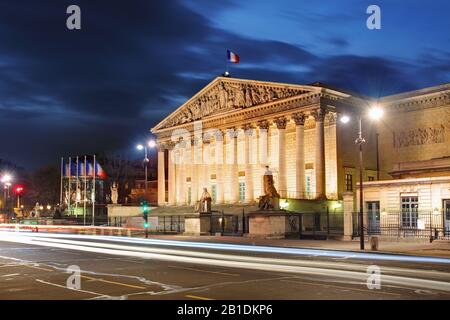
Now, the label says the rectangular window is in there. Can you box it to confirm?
[211,185,217,203]
[345,174,353,191]
[306,175,311,196]
[367,201,380,232]
[239,182,245,201]
[401,196,418,228]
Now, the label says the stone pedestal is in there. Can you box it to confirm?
[184,214,211,236]
[247,211,287,239]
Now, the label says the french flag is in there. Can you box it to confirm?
[227,49,240,63]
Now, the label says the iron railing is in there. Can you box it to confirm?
[352,211,450,240]
[284,212,344,239]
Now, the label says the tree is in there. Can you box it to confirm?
[24,165,60,207]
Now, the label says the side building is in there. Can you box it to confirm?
[356,84,450,236]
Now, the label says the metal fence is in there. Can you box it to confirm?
[210,212,248,236]
[352,211,450,240]
[152,215,185,233]
[284,212,344,239]
[143,211,344,238]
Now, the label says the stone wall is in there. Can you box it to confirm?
[378,103,450,179]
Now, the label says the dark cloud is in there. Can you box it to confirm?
[0,0,447,169]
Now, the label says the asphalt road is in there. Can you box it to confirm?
[1,231,450,300]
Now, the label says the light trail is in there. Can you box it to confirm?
[1,230,450,265]
[1,232,450,293]
[3,232,450,281]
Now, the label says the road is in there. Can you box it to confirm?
[1,231,450,300]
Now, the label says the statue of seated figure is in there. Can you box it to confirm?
[258,166,280,210]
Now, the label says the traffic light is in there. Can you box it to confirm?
[14,185,24,195]
[141,200,150,228]
[141,200,150,238]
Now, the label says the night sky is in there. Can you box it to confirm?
[0,0,448,169]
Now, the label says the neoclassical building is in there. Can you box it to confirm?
[151,77,379,207]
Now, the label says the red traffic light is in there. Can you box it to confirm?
[14,185,24,195]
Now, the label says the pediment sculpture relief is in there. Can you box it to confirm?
[160,81,308,129]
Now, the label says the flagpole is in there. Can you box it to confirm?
[225,50,229,75]
[59,157,63,208]
[84,155,87,226]
[92,154,96,226]
[68,157,72,215]
[75,156,79,216]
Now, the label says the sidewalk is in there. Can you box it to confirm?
[141,234,450,259]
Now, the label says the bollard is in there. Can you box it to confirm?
[127,229,132,237]
[370,236,379,251]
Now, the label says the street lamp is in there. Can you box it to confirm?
[136,139,156,196]
[1,174,13,211]
[340,104,383,250]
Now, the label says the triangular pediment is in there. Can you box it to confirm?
[152,77,318,132]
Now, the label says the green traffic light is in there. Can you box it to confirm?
[144,222,149,228]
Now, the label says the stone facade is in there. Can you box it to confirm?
[151,77,377,207]
[377,84,450,180]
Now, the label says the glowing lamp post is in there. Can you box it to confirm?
[136,139,156,196]
[340,105,383,250]
[1,174,13,210]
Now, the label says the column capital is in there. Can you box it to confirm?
[157,142,166,152]
[242,123,255,136]
[273,116,288,129]
[311,108,327,122]
[226,127,238,138]
[257,120,270,130]
[326,112,337,125]
[292,112,306,126]
[213,129,224,142]
[166,141,176,150]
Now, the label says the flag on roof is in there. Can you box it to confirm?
[227,49,240,63]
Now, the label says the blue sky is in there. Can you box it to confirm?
[0,0,448,168]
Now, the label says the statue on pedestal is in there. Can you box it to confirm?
[258,166,280,210]
[198,188,212,213]
[110,181,118,204]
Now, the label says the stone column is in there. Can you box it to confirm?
[197,135,204,198]
[215,130,225,204]
[190,136,199,205]
[167,142,176,206]
[227,128,239,203]
[312,108,326,200]
[203,140,211,193]
[292,113,306,199]
[177,140,186,205]
[157,143,166,206]
[257,120,269,166]
[243,124,254,203]
[274,117,288,198]
[257,120,270,197]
